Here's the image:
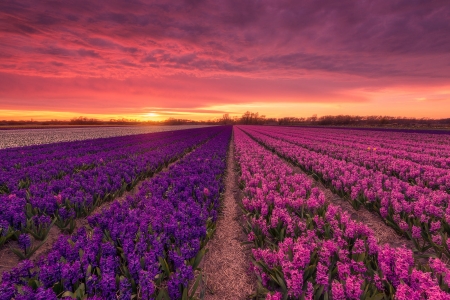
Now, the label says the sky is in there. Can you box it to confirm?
[0,0,449,121]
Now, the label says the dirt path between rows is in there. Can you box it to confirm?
[201,133,255,300]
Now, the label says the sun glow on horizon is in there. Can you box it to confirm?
[144,112,159,118]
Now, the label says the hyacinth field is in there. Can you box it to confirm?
[1,126,450,299]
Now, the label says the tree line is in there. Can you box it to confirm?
[275,114,450,127]
[1,112,450,129]
[220,112,450,128]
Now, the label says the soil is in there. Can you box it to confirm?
[201,133,255,300]
[0,226,60,279]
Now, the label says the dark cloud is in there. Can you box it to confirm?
[0,0,449,79]
[50,61,65,67]
[77,49,101,58]
[13,23,40,35]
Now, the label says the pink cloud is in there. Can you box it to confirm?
[0,0,449,118]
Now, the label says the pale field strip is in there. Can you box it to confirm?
[0,125,214,149]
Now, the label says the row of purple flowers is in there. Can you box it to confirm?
[0,127,221,248]
[0,129,192,193]
[0,126,231,299]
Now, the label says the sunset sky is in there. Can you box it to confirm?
[1,0,449,121]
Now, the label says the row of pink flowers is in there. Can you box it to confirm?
[234,126,450,299]
[292,127,450,158]
[241,126,450,259]
[260,126,450,168]
[248,126,450,189]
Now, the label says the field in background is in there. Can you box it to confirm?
[0,125,214,149]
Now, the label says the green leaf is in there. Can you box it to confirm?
[158,256,171,276]
[367,293,385,300]
[303,265,316,280]
[74,283,86,298]
[52,281,64,295]
[192,248,208,270]
[61,291,75,298]
[156,288,169,300]
[28,278,38,289]
[275,273,287,293]
[314,285,324,300]
[189,271,202,299]
[182,287,188,300]
[10,248,26,260]
[357,252,366,262]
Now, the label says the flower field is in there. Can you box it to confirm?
[0,125,213,150]
[1,125,450,299]
[239,126,450,260]
[0,127,222,248]
[234,126,450,299]
[0,126,230,299]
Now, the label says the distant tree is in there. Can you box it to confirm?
[241,111,251,124]
[221,113,232,124]
[70,116,101,125]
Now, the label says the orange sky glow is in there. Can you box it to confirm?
[1,0,449,121]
